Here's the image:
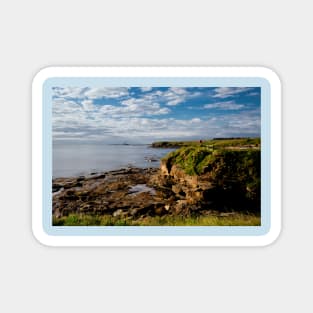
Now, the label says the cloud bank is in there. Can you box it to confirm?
[52,87,261,143]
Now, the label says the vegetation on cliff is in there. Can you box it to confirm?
[161,139,261,209]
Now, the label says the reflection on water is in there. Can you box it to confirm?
[53,144,175,178]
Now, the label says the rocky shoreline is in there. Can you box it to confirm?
[52,166,214,221]
[53,166,259,225]
[53,167,164,220]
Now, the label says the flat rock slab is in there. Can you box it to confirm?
[52,167,165,218]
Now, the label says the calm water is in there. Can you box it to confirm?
[53,144,175,178]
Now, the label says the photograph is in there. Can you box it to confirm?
[51,86,261,227]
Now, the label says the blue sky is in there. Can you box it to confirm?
[52,86,260,143]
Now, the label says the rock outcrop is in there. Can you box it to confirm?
[150,161,213,215]
[153,147,261,214]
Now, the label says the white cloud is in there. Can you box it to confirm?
[212,87,254,99]
[84,87,129,99]
[53,87,201,110]
[204,101,245,110]
[135,87,201,107]
[191,118,201,123]
[52,98,82,114]
[120,87,193,109]
[52,87,86,99]
[120,98,171,116]
[162,87,189,106]
[81,100,94,111]
[52,87,130,100]
[52,95,171,136]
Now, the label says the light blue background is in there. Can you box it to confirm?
[43,77,270,236]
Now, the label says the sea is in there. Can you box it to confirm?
[53,143,175,178]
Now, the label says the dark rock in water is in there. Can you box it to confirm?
[144,155,159,162]
[145,158,158,162]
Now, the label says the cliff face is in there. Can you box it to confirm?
[152,147,261,215]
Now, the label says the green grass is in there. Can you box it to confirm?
[163,145,260,176]
[53,213,261,226]
[152,137,260,149]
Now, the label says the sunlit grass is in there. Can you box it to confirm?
[53,213,260,226]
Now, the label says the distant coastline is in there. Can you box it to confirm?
[151,137,260,148]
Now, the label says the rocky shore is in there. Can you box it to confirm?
[53,164,259,224]
[52,166,216,222]
[53,167,163,220]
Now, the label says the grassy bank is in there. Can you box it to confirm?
[152,137,260,149]
[53,213,261,226]
[163,146,260,198]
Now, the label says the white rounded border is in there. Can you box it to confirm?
[32,66,281,247]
